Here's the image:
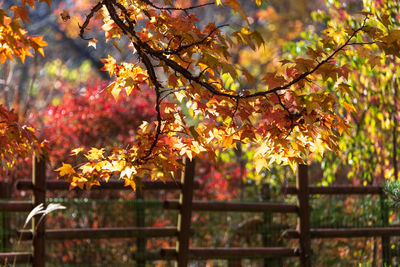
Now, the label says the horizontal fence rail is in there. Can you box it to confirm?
[0,201,33,212]
[283,227,400,238]
[18,227,178,240]
[3,158,397,267]
[285,185,383,195]
[160,247,300,259]
[164,200,299,213]
[0,252,32,264]
[16,180,200,191]
[310,228,400,238]
[132,252,174,261]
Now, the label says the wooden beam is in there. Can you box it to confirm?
[283,227,400,238]
[164,201,298,213]
[161,247,299,259]
[380,193,391,266]
[297,164,311,267]
[281,229,300,239]
[310,227,400,238]
[17,180,200,191]
[0,201,33,212]
[285,185,382,195]
[32,155,46,267]
[18,227,178,240]
[135,189,146,267]
[176,158,196,267]
[0,252,32,264]
[132,252,175,261]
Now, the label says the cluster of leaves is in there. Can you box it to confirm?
[0,0,50,169]
[0,0,48,63]
[283,0,400,185]
[53,0,400,190]
[384,180,400,207]
[0,105,41,168]
[45,83,156,177]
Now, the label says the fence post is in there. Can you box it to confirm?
[135,189,146,267]
[0,181,11,252]
[176,158,195,267]
[261,183,281,267]
[297,164,311,267]
[32,154,46,267]
[380,192,391,266]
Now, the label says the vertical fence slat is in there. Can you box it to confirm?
[176,158,195,267]
[380,192,391,266]
[32,155,46,267]
[0,181,11,252]
[297,164,311,267]
[135,189,146,267]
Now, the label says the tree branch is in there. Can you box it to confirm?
[138,0,215,12]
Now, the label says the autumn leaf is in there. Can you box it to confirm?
[22,0,35,8]
[71,147,84,155]
[10,6,30,23]
[60,10,70,22]
[56,163,75,177]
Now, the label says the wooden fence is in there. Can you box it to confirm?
[0,156,397,266]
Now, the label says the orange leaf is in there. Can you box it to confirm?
[10,6,30,24]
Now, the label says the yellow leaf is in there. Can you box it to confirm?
[85,148,105,161]
[139,121,151,134]
[120,166,137,179]
[79,164,95,174]
[124,77,135,96]
[56,163,75,177]
[71,147,84,155]
[255,157,267,173]
[124,179,136,191]
[342,102,356,113]
[105,82,121,101]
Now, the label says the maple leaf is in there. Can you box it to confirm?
[263,72,286,88]
[13,0,399,194]
[22,0,35,8]
[10,6,30,24]
[56,163,75,177]
[71,147,84,155]
[85,148,105,161]
[29,36,47,57]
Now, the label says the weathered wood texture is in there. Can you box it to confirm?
[17,180,199,191]
[164,200,298,213]
[161,247,300,259]
[297,165,311,267]
[18,227,178,240]
[32,155,46,267]
[176,158,196,267]
[285,185,382,195]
